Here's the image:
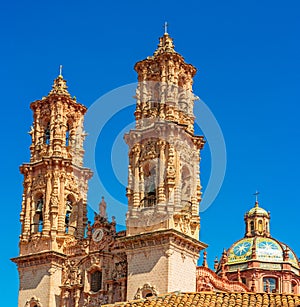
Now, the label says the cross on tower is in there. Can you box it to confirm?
[164,21,168,34]
[253,191,260,203]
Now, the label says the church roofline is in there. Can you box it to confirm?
[102,291,300,307]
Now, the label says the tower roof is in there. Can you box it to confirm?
[48,74,71,97]
[153,32,176,56]
[247,200,269,217]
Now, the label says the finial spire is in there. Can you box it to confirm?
[202,250,208,267]
[99,196,107,219]
[154,24,175,56]
[164,21,168,34]
[253,191,260,206]
[48,69,70,97]
[59,65,63,77]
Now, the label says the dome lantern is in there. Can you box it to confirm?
[244,200,270,238]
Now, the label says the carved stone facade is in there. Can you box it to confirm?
[12,74,127,307]
[13,31,266,307]
[125,33,205,241]
[124,31,207,299]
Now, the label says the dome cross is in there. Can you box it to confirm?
[253,190,260,205]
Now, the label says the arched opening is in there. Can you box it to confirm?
[258,219,263,233]
[33,196,43,233]
[90,270,102,292]
[44,122,50,145]
[250,221,254,235]
[141,162,157,208]
[292,280,297,294]
[65,124,70,146]
[263,277,278,293]
[65,195,74,234]
[150,82,160,107]
[141,285,157,299]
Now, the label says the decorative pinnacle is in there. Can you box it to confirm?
[48,69,70,97]
[202,250,208,267]
[154,26,175,56]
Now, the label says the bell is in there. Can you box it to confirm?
[66,200,72,214]
[36,199,43,213]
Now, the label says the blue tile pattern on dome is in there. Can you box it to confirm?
[228,238,253,264]
[256,237,282,262]
[233,241,251,256]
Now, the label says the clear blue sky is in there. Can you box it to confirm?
[2,1,300,304]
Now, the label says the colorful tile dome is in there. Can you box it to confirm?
[227,237,299,269]
[215,199,300,293]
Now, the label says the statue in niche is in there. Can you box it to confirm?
[181,166,191,203]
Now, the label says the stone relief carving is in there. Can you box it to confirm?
[83,293,108,307]
[140,140,159,161]
[111,261,127,280]
[62,260,82,286]
[134,283,158,299]
[25,296,42,307]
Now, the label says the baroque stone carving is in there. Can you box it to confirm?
[134,283,158,299]
[25,296,42,307]
[113,261,127,279]
[83,292,108,307]
[62,260,82,286]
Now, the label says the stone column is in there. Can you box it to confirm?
[158,141,166,203]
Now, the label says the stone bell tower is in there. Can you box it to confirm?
[123,30,207,299]
[12,70,92,307]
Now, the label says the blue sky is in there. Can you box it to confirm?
[1,0,300,304]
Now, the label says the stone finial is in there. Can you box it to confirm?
[284,247,289,261]
[202,250,208,268]
[220,264,226,279]
[221,248,228,263]
[214,256,219,271]
[99,196,107,218]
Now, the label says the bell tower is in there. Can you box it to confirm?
[12,71,92,307]
[123,30,207,299]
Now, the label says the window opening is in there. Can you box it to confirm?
[91,271,102,292]
[263,277,277,293]
[44,122,50,145]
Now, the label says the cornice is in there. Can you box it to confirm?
[119,228,207,254]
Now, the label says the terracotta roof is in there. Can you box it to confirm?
[105,292,300,307]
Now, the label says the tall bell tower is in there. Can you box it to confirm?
[123,30,207,299]
[12,71,92,307]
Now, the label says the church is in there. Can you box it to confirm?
[12,29,300,307]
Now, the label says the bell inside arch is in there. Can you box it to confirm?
[66,199,73,214]
[36,198,43,213]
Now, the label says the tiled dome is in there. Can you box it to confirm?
[227,237,299,269]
